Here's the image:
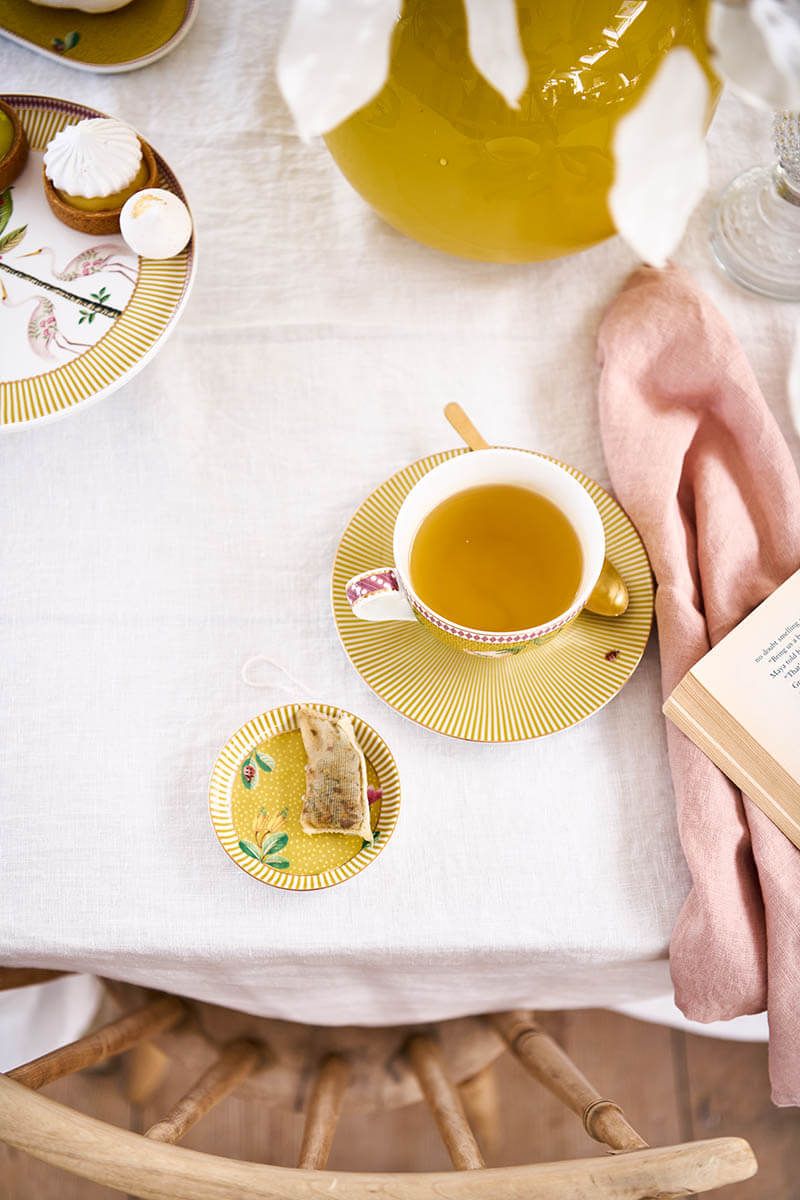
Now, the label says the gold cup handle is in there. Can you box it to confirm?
[443,403,629,619]
[585,558,629,617]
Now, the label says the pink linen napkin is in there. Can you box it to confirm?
[597,265,800,1106]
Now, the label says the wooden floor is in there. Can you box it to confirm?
[1,1009,797,1199]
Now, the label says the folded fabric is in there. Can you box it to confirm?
[597,264,800,1105]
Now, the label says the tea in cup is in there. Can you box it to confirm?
[345,448,614,657]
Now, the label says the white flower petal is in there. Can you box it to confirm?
[463,0,529,109]
[790,322,800,438]
[277,0,400,141]
[609,48,710,268]
[709,0,800,112]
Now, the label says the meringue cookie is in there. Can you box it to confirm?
[44,118,143,201]
[120,189,192,259]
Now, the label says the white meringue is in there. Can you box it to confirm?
[120,188,192,259]
[44,118,141,199]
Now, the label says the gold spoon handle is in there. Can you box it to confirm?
[444,402,490,451]
[443,403,629,618]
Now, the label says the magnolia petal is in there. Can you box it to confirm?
[277,0,400,140]
[463,0,528,109]
[789,322,800,438]
[610,48,710,268]
[709,0,800,112]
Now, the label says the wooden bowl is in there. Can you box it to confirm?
[42,137,158,235]
[0,99,29,192]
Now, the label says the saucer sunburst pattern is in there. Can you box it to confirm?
[332,449,654,743]
[0,95,195,428]
[209,704,401,892]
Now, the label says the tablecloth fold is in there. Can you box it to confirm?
[597,264,800,1106]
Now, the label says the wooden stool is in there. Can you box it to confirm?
[0,969,757,1198]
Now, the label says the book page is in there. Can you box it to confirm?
[690,570,800,779]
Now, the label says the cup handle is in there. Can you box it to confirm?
[585,557,629,617]
[345,568,417,623]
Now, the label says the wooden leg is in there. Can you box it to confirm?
[8,995,186,1091]
[297,1055,351,1169]
[492,1011,647,1153]
[460,1061,501,1157]
[406,1035,485,1170]
[123,1041,169,1105]
[145,1041,262,1144]
[0,969,67,992]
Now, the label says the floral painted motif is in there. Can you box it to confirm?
[240,748,275,790]
[79,287,112,325]
[239,804,290,870]
[51,32,80,55]
[0,188,26,257]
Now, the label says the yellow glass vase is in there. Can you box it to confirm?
[325,0,717,262]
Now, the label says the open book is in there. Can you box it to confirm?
[663,569,800,849]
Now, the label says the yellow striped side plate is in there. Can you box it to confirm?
[208,704,401,892]
[332,449,654,743]
[1,95,195,428]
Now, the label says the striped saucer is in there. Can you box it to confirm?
[332,449,654,743]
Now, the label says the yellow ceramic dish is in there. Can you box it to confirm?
[208,704,401,892]
[0,0,196,72]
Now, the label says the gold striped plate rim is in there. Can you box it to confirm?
[0,95,196,429]
[208,703,401,893]
[331,448,655,744]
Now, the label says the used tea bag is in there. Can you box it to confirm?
[298,706,372,841]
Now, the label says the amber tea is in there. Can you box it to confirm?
[409,484,583,632]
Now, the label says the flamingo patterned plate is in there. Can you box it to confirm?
[0,95,195,428]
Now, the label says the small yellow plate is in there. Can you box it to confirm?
[208,704,401,892]
[0,0,196,73]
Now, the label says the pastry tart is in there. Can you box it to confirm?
[43,117,157,235]
[0,99,29,192]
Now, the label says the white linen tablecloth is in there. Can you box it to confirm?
[1,3,798,1035]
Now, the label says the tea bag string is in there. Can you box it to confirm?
[240,654,315,698]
